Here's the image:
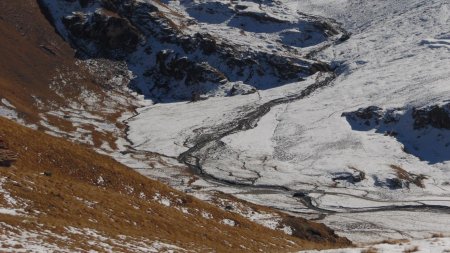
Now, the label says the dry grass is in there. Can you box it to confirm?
[432,233,444,238]
[403,245,419,253]
[390,165,426,188]
[0,117,351,252]
[0,0,135,150]
[211,192,351,246]
[361,247,378,253]
[379,239,409,245]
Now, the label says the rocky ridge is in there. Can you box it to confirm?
[39,0,347,101]
[343,103,450,164]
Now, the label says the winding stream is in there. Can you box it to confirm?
[174,22,450,219]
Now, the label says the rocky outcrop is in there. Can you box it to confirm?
[332,171,365,184]
[344,103,450,130]
[141,50,229,100]
[0,140,17,167]
[413,104,450,130]
[341,106,386,127]
[62,9,141,57]
[343,103,450,164]
[39,0,344,101]
[237,11,287,24]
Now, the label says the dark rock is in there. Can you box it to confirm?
[196,33,217,55]
[40,0,345,100]
[62,9,141,57]
[235,5,248,10]
[384,130,398,137]
[386,178,407,189]
[147,50,229,99]
[310,62,332,74]
[90,10,141,51]
[238,11,286,24]
[332,171,365,184]
[412,104,450,130]
[62,12,88,38]
[79,0,92,8]
[0,140,17,167]
[373,175,408,189]
[293,192,307,198]
[354,106,383,120]
[312,20,340,36]
[344,104,450,164]
[342,106,384,128]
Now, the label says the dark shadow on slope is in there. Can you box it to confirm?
[228,14,305,33]
[185,2,235,24]
[228,13,336,48]
[342,105,450,164]
[37,0,344,104]
[280,30,328,48]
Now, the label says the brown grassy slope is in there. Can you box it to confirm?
[0,0,77,121]
[0,116,351,252]
[0,0,134,150]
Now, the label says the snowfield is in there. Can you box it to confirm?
[126,0,450,245]
[300,237,450,253]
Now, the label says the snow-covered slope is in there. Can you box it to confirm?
[124,0,450,244]
[39,0,346,102]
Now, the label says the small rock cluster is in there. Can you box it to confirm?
[343,103,450,130]
[0,140,18,167]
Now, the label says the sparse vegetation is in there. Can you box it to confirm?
[0,117,351,252]
[403,245,419,253]
[432,233,444,238]
[361,247,378,253]
[349,166,367,181]
[379,239,409,245]
[390,165,427,188]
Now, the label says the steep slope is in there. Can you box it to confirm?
[38,0,347,101]
[0,116,351,252]
[0,0,139,150]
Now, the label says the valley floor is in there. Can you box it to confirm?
[124,0,450,245]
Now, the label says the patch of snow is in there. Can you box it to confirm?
[0,178,25,216]
[299,237,450,253]
[201,211,213,220]
[153,193,172,207]
[96,176,105,185]
[1,98,15,108]
[221,219,236,227]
